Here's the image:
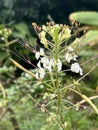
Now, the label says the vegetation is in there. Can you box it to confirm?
[0,0,98,130]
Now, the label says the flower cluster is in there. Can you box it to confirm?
[35,48,62,79]
[65,47,83,75]
[38,22,71,47]
[65,47,78,63]
[35,46,83,79]
[0,27,12,41]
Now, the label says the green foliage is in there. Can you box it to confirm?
[69,11,98,26]
[79,30,98,47]
[13,22,32,39]
[69,11,98,90]
[69,11,98,52]
[0,9,98,129]
[0,24,14,63]
[7,22,98,130]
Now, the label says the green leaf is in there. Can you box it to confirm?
[13,22,31,38]
[71,30,98,52]
[69,11,98,26]
[0,51,9,62]
[80,30,98,46]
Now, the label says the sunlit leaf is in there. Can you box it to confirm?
[69,11,98,26]
[80,30,98,46]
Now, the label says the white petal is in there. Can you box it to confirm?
[50,59,54,66]
[73,54,78,61]
[40,48,44,55]
[37,61,41,68]
[39,68,45,79]
[71,62,79,73]
[57,59,62,71]
[40,73,45,79]
[65,53,72,63]
[71,62,83,75]
[35,52,40,60]
[41,57,47,63]
[79,68,83,76]
[45,64,52,72]
[42,58,52,72]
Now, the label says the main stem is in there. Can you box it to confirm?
[54,42,64,129]
[56,70,64,129]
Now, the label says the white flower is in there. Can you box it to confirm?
[57,59,62,71]
[41,57,47,63]
[50,59,54,66]
[65,53,73,63]
[40,48,44,55]
[35,67,45,79]
[71,62,83,75]
[35,51,40,60]
[43,60,52,71]
[35,48,44,60]
[39,68,45,79]
[73,54,78,61]
[65,52,78,63]
[41,57,53,72]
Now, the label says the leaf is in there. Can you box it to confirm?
[0,51,9,63]
[79,30,98,46]
[69,11,98,26]
[13,22,31,38]
[71,30,98,53]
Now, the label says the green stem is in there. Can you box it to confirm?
[54,42,64,129]
[49,72,55,88]
[56,71,64,129]
[69,88,98,114]
[0,82,7,107]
